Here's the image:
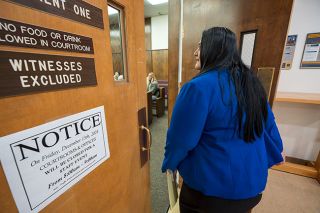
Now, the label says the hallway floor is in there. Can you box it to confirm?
[254,169,320,213]
[150,111,169,213]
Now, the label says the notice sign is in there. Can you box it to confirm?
[281,35,297,70]
[0,106,110,212]
[0,18,94,54]
[301,32,320,68]
[0,51,97,98]
[8,0,104,29]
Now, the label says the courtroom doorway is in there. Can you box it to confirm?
[144,0,170,212]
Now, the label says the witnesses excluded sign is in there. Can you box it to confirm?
[0,18,94,54]
[0,51,97,98]
[0,106,110,213]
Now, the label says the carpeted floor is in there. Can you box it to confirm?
[254,169,320,213]
[150,111,320,213]
[150,111,169,213]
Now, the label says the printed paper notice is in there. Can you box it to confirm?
[301,32,320,68]
[302,44,320,61]
[0,106,110,213]
[281,35,297,70]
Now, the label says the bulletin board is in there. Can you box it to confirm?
[300,32,320,68]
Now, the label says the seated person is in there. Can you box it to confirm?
[147,72,160,100]
[114,71,124,81]
[114,72,120,80]
[118,74,124,80]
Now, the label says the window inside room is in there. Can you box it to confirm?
[108,3,128,81]
[240,30,257,68]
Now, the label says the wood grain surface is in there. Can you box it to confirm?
[152,49,168,81]
[168,0,180,122]
[145,18,152,76]
[168,0,293,115]
[0,0,150,212]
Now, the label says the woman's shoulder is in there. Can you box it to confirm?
[188,70,220,88]
[178,72,218,101]
[150,80,158,85]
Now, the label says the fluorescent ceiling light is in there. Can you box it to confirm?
[108,6,118,15]
[147,0,168,5]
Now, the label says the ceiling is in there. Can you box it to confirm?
[144,0,168,18]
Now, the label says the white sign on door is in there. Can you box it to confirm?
[0,106,110,213]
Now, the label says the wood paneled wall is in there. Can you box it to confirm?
[144,18,168,80]
[144,18,153,76]
[168,0,293,119]
[112,53,125,75]
[146,50,153,74]
[150,49,168,80]
[145,18,152,50]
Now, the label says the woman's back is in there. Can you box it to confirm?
[162,69,283,199]
[162,27,283,212]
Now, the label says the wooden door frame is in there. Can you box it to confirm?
[168,0,181,122]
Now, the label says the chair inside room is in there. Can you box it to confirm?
[152,87,165,117]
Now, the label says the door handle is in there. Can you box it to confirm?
[140,125,152,152]
[138,108,150,166]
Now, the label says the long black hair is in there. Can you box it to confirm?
[199,27,268,142]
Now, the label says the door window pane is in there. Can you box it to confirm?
[240,30,257,68]
[108,4,127,81]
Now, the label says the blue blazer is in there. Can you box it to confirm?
[162,70,283,199]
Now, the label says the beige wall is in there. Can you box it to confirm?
[274,0,320,162]
[273,102,320,161]
[278,0,320,94]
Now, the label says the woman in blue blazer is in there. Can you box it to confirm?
[162,27,284,213]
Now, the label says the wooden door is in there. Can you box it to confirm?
[0,0,151,212]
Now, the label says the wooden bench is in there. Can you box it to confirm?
[158,80,168,107]
[152,87,166,117]
[147,91,153,125]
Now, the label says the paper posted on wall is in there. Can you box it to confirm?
[0,106,110,213]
